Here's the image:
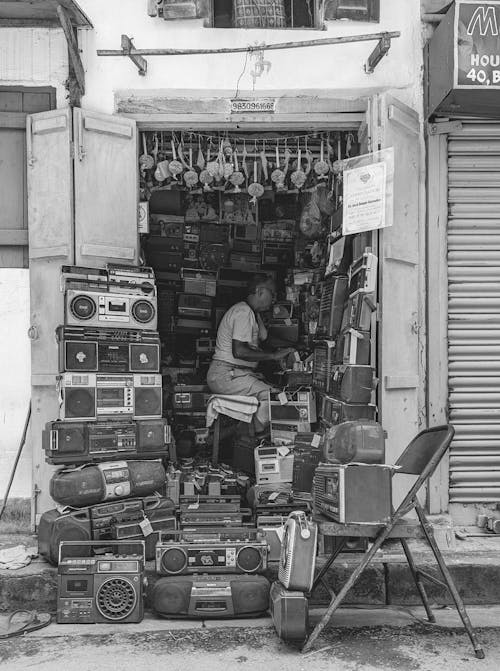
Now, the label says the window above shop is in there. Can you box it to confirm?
[150,0,380,28]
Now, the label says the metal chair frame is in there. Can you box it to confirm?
[302,424,485,659]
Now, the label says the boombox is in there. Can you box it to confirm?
[149,252,183,273]
[57,326,160,374]
[156,529,268,575]
[57,540,145,624]
[49,460,166,507]
[341,292,376,332]
[177,293,213,319]
[269,389,316,424]
[150,215,184,238]
[322,420,385,465]
[179,495,241,513]
[57,373,162,421]
[43,418,173,465]
[199,243,228,271]
[196,337,216,353]
[334,328,371,366]
[348,252,378,296]
[313,463,393,523]
[172,385,211,412]
[38,496,175,565]
[65,288,157,331]
[329,364,376,404]
[270,581,309,643]
[152,574,270,619]
[316,275,348,339]
[183,241,199,264]
[181,268,217,297]
[147,235,184,255]
[254,445,294,485]
[320,395,376,425]
[176,317,212,335]
[179,511,246,528]
[278,511,318,592]
[261,241,295,268]
[111,515,177,559]
[199,223,229,243]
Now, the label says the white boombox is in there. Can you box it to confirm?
[57,373,162,421]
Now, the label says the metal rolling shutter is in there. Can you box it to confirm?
[448,121,500,503]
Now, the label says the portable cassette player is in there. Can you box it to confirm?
[57,326,160,374]
[58,373,162,421]
[57,540,145,624]
[65,289,157,330]
[43,418,173,465]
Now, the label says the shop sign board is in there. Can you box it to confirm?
[230,98,276,113]
[455,0,500,88]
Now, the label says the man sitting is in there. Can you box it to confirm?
[207,275,295,436]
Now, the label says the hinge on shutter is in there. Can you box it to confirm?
[428,120,462,135]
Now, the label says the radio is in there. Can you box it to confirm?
[341,292,376,332]
[65,288,157,331]
[320,395,376,424]
[329,364,376,404]
[199,223,229,243]
[172,385,211,412]
[270,422,311,446]
[152,574,270,619]
[181,268,217,297]
[176,317,212,335]
[177,294,213,319]
[261,221,295,241]
[352,233,372,263]
[156,531,268,575]
[150,215,184,238]
[179,511,246,528]
[184,223,200,243]
[179,495,241,513]
[107,263,156,289]
[233,222,259,241]
[316,275,348,339]
[38,496,175,565]
[292,447,322,493]
[57,540,145,624]
[230,251,261,272]
[279,511,318,592]
[199,243,228,271]
[312,340,336,393]
[110,515,177,559]
[270,581,309,643]
[58,373,162,421]
[183,241,199,263]
[232,240,261,254]
[269,389,316,425]
[49,460,166,507]
[335,328,371,366]
[349,252,378,296]
[57,326,160,374]
[261,241,294,268]
[254,445,294,485]
[313,463,393,523]
[196,337,216,354]
[323,420,385,465]
[43,419,173,465]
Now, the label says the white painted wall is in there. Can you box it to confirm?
[77,0,424,113]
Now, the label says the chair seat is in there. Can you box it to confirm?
[314,515,425,539]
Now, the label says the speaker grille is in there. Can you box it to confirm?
[153,579,191,615]
[96,577,137,621]
[130,344,159,372]
[236,546,263,573]
[160,548,188,575]
[135,388,161,418]
[66,341,98,371]
[65,388,95,419]
[70,295,97,321]
[230,576,270,615]
[132,300,155,324]
[56,425,86,454]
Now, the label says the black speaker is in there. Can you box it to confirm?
[38,508,92,565]
[65,340,98,371]
[64,387,96,419]
[130,343,159,372]
[135,387,162,418]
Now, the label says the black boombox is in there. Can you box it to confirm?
[152,574,270,619]
[38,495,175,565]
[269,389,316,424]
[156,529,268,575]
[57,372,162,421]
[177,293,213,319]
[317,275,348,339]
[319,395,376,424]
[43,418,173,465]
[57,540,145,624]
[49,460,166,507]
[57,326,160,374]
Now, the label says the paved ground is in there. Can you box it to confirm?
[0,606,499,671]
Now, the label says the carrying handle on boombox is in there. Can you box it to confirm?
[58,539,146,565]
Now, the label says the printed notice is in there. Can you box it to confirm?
[342,160,387,235]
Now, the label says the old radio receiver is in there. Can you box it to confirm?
[323,420,385,465]
[181,268,217,296]
[278,511,317,592]
[58,373,162,421]
[329,364,376,404]
[57,540,145,624]
[316,275,348,339]
[254,445,294,485]
[320,395,376,425]
[177,293,213,319]
[269,389,316,424]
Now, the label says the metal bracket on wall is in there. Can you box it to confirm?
[364,34,391,74]
[428,120,463,135]
[121,35,148,76]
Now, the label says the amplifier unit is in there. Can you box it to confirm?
[181,268,217,297]
[230,251,261,272]
[152,574,270,619]
[156,531,268,575]
[313,463,393,523]
[335,328,371,366]
[270,581,309,643]
[38,496,175,565]
[349,252,378,296]
[65,289,157,331]
[199,223,229,243]
[176,317,213,335]
[57,540,145,624]
[261,241,294,268]
[172,385,211,411]
[43,418,173,465]
[341,292,376,332]
[199,243,228,271]
[269,389,316,424]
[316,275,348,339]
[320,395,376,425]
[177,293,213,319]
[255,445,294,485]
[57,326,160,374]
[323,420,385,465]
[57,373,162,421]
[49,460,166,507]
[329,364,376,404]
[279,511,317,592]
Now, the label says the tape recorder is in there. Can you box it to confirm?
[57,540,145,624]
[58,372,162,421]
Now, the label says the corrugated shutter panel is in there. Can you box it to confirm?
[448,121,500,503]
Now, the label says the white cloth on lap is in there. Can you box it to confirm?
[206,394,259,427]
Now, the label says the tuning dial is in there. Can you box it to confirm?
[114,485,125,496]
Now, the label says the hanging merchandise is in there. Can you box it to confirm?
[228,149,244,192]
[248,157,264,204]
[271,141,286,191]
[139,134,154,174]
[314,139,330,180]
[299,191,322,239]
[290,142,306,190]
[169,136,183,180]
[184,142,199,189]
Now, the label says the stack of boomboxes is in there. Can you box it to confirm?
[39,264,177,577]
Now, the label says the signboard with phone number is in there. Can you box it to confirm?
[455,0,500,88]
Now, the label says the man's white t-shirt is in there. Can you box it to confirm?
[213,301,266,369]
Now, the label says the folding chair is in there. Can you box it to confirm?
[303,424,485,659]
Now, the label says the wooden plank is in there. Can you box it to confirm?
[0,112,26,128]
[0,127,26,250]
[56,4,85,96]
[0,0,92,27]
[0,230,28,245]
[315,517,425,539]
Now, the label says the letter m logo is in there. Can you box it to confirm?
[467,5,499,36]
